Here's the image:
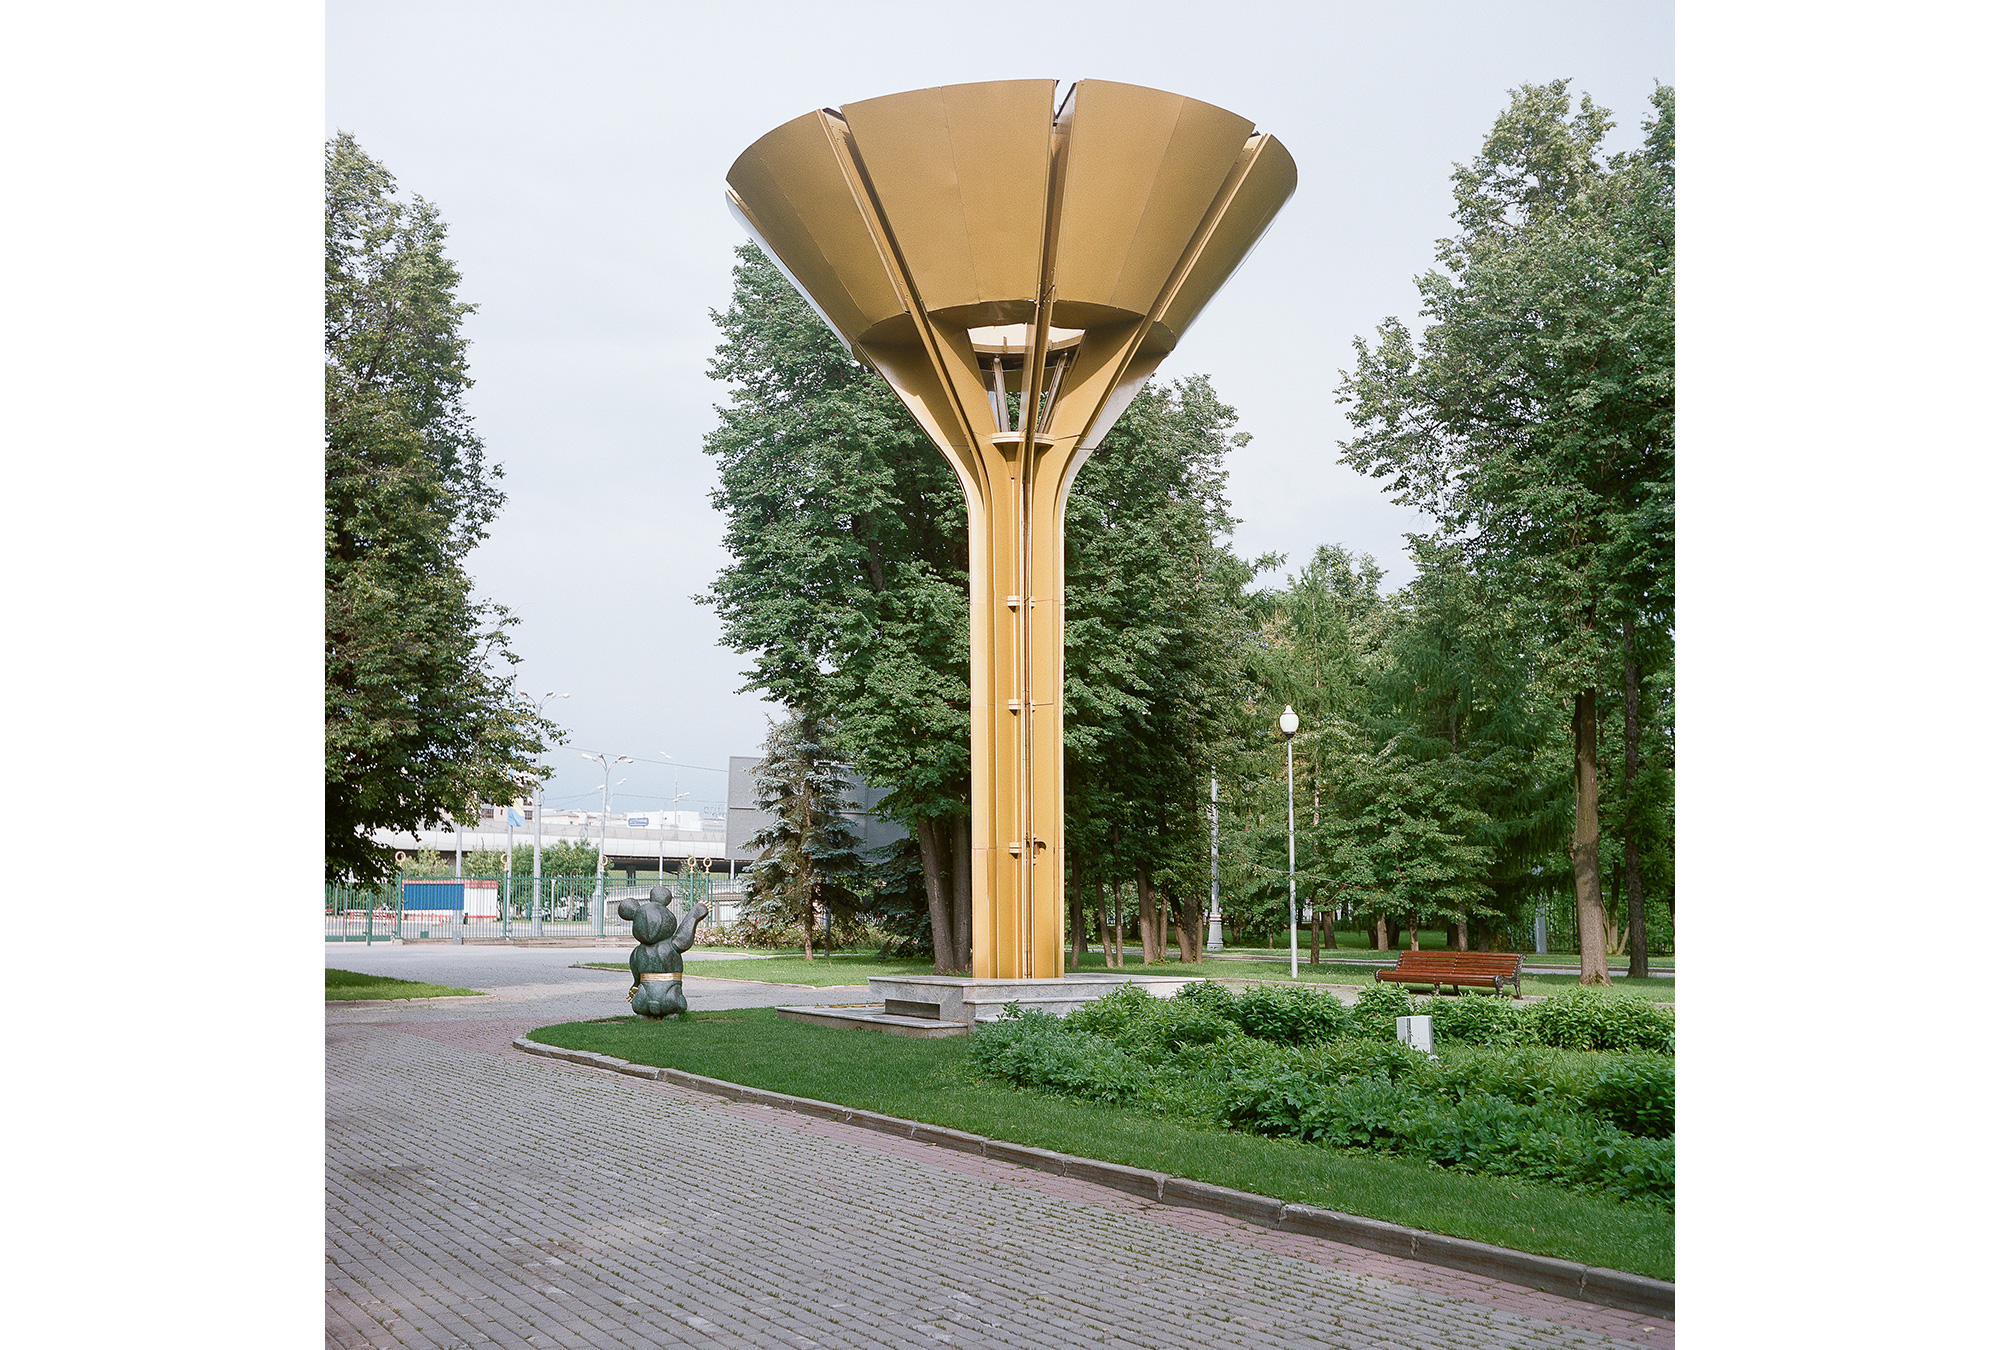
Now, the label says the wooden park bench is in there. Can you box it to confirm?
[1375,950,1523,997]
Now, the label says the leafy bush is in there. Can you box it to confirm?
[1232,984,1352,1044]
[1349,983,1415,1040]
[965,987,1675,1206]
[1428,1045,1574,1107]
[1289,1036,1432,1084]
[1066,984,1160,1037]
[1174,979,1241,1016]
[1423,992,1522,1047]
[1582,1054,1674,1138]
[967,1009,1147,1103]
[1219,1073,1674,1205]
[1064,985,1238,1062]
[1521,988,1675,1054]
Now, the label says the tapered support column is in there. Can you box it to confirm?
[966,434,1071,978]
[725,77,1296,985]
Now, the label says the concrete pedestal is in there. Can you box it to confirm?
[773,972,1195,1036]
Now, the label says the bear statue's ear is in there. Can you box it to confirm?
[616,898,641,921]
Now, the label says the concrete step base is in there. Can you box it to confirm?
[774,1005,969,1038]
[868,973,1195,1025]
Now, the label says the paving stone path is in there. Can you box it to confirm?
[326,947,1672,1350]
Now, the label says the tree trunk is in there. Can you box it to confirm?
[1406,911,1420,951]
[1097,884,1115,968]
[1309,908,1321,964]
[1375,915,1390,951]
[953,813,973,973]
[1572,689,1611,985]
[802,892,814,961]
[1111,880,1125,967]
[913,818,957,975]
[1455,912,1468,951]
[1622,619,1649,980]
[1173,892,1200,963]
[1136,865,1160,965]
[1069,859,1087,970]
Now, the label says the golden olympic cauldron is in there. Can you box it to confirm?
[726,80,1294,980]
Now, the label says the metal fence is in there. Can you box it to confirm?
[325,871,741,944]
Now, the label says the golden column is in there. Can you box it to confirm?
[727,80,1294,980]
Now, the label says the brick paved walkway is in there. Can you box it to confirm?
[327,950,1671,1350]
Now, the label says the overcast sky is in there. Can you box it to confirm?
[326,0,1673,818]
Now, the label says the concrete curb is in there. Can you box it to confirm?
[325,994,491,1008]
[510,1035,1672,1320]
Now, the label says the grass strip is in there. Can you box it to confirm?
[588,949,1674,1000]
[1067,952,1676,1002]
[584,953,933,987]
[327,968,484,1001]
[528,1008,1671,1280]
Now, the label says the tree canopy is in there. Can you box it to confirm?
[699,82,1672,974]
[324,133,559,883]
[1337,83,1674,981]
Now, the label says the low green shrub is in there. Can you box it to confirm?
[1350,983,1415,1040]
[1428,1045,1576,1107]
[1582,1054,1675,1138]
[1424,991,1522,1046]
[1521,987,1675,1054]
[971,996,1675,1206]
[967,1008,1148,1103]
[1066,983,1160,1036]
[1068,985,1241,1061]
[1219,1072,1674,1205]
[1232,983,1352,1044]
[1173,979,1239,1016]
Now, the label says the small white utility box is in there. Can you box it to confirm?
[1396,1014,1433,1054]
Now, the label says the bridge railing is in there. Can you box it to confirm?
[325,872,745,944]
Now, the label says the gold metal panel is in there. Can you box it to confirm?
[1052,81,1252,319]
[841,81,1055,317]
[725,112,906,342]
[1156,134,1298,340]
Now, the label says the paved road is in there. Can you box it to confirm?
[327,946,1672,1350]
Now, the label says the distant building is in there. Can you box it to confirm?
[370,804,728,875]
[363,758,901,879]
[724,755,906,864]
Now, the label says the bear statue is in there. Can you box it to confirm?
[617,887,708,1020]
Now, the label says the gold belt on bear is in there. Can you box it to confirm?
[626,971,683,1002]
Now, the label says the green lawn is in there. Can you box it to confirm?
[326,968,484,1001]
[586,947,1674,1001]
[1066,950,1677,1002]
[529,1008,1671,1280]
[584,951,935,987]
[1210,932,1673,970]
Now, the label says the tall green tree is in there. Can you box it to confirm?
[1338,83,1674,983]
[702,245,975,972]
[1062,376,1265,964]
[324,132,558,884]
[740,711,866,959]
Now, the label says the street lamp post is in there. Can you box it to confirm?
[582,752,633,936]
[525,690,569,938]
[659,752,691,890]
[1279,706,1300,979]
[1207,773,1224,951]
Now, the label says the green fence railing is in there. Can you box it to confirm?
[325,871,734,944]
